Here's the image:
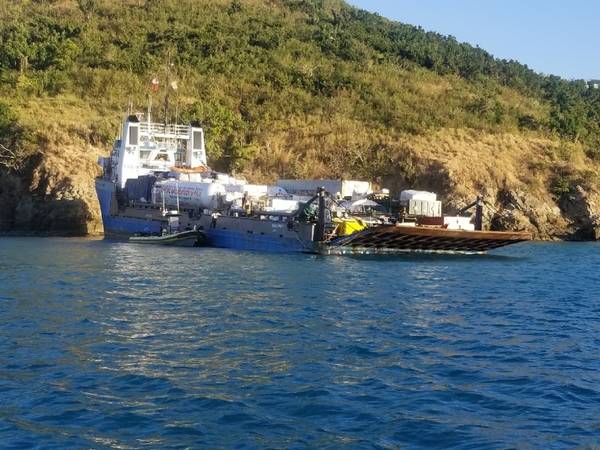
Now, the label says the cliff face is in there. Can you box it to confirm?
[0,108,104,235]
[0,160,102,236]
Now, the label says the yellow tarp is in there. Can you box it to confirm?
[333,218,367,236]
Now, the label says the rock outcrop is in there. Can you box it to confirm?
[0,133,103,236]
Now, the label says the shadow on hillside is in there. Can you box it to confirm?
[2,197,92,236]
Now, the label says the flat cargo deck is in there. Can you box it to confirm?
[327,225,532,253]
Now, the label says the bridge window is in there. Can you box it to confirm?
[128,126,138,146]
[193,131,203,150]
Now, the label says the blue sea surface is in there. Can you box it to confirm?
[0,237,599,449]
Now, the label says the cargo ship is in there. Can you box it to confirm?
[95,112,531,254]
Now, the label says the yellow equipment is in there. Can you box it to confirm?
[333,218,367,236]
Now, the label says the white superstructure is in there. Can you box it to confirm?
[101,113,208,188]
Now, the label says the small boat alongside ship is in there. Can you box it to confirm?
[96,110,531,254]
[129,229,205,247]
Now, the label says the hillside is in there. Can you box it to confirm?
[0,0,599,238]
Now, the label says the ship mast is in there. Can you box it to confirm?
[163,51,173,125]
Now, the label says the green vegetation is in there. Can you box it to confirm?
[0,0,598,178]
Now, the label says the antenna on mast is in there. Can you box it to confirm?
[164,50,172,125]
[149,76,160,123]
[147,94,152,125]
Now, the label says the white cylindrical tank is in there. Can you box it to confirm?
[154,180,227,209]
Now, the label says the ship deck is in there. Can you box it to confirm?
[328,225,532,253]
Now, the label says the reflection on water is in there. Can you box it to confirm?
[0,238,599,448]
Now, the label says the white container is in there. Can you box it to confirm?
[242,184,268,198]
[266,198,300,213]
[444,216,475,231]
[224,183,247,194]
[400,190,437,203]
[215,173,247,185]
[408,199,442,217]
[277,179,372,198]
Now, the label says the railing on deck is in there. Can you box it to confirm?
[139,122,190,139]
[140,161,191,170]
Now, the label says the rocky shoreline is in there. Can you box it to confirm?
[2,157,599,242]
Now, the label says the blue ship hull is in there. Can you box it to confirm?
[95,179,314,253]
[202,228,310,253]
[96,179,163,236]
[103,215,163,237]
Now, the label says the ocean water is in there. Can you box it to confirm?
[0,237,599,449]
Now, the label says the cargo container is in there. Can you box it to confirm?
[277,179,372,199]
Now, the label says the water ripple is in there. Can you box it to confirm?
[0,238,599,448]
